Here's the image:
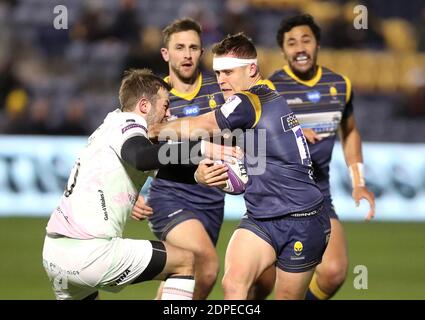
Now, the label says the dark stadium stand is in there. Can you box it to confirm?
[0,0,424,141]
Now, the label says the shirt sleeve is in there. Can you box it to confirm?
[214,93,256,131]
[121,136,202,172]
[110,115,149,156]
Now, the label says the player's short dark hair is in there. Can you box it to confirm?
[212,32,257,59]
[162,18,202,47]
[276,14,321,48]
[119,69,171,112]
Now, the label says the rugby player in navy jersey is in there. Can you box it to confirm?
[150,33,332,300]
[130,18,227,300]
[268,14,375,300]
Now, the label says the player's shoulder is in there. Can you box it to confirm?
[269,68,289,81]
[321,65,351,84]
[320,65,352,98]
[200,71,223,96]
[112,110,148,135]
[244,82,279,101]
[201,71,218,84]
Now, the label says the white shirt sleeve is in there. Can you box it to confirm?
[110,114,149,157]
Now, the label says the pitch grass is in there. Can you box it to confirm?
[0,217,424,300]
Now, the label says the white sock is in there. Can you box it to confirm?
[161,276,195,300]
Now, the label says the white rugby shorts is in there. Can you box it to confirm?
[42,235,157,300]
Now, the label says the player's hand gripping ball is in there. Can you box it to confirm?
[216,157,249,195]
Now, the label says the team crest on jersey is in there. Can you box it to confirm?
[183,105,200,116]
[329,86,338,97]
[281,113,300,132]
[307,90,321,103]
[294,241,303,256]
[208,95,217,109]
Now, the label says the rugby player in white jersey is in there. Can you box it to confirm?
[42,69,236,300]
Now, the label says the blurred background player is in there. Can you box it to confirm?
[268,14,375,300]
[131,18,226,300]
[150,33,331,299]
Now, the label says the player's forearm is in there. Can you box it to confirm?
[153,112,219,140]
[341,127,363,166]
[121,136,202,171]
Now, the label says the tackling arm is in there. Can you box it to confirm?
[150,111,220,141]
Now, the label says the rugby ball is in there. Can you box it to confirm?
[217,157,249,195]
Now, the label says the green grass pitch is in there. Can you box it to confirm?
[1,217,424,300]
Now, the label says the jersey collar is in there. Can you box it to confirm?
[254,79,276,90]
[165,73,203,101]
[283,65,322,87]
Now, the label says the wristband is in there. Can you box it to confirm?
[349,162,365,188]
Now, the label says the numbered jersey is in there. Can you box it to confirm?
[214,83,323,218]
[46,109,151,239]
[269,66,353,196]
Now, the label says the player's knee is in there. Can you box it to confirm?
[174,249,195,276]
[198,267,219,289]
[320,260,348,288]
[222,268,250,295]
[193,247,219,279]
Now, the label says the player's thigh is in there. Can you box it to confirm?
[43,236,113,300]
[166,218,218,261]
[275,268,315,300]
[317,218,349,272]
[224,228,276,284]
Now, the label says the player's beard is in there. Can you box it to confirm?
[146,102,164,127]
[170,61,200,84]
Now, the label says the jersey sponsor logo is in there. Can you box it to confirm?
[286,97,304,105]
[221,95,242,118]
[183,106,200,116]
[280,113,300,132]
[56,206,69,222]
[293,241,303,256]
[126,119,136,123]
[98,190,109,221]
[121,123,147,134]
[167,115,178,121]
[306,90,321,103]
[110,268,131,286]
[295,111,342,137]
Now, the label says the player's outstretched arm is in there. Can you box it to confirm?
[149,111,220,140]
[339,114,375,220]
[121,135,238,172]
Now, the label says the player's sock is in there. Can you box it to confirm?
[305,273,330,300]
[161,275,195,300]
